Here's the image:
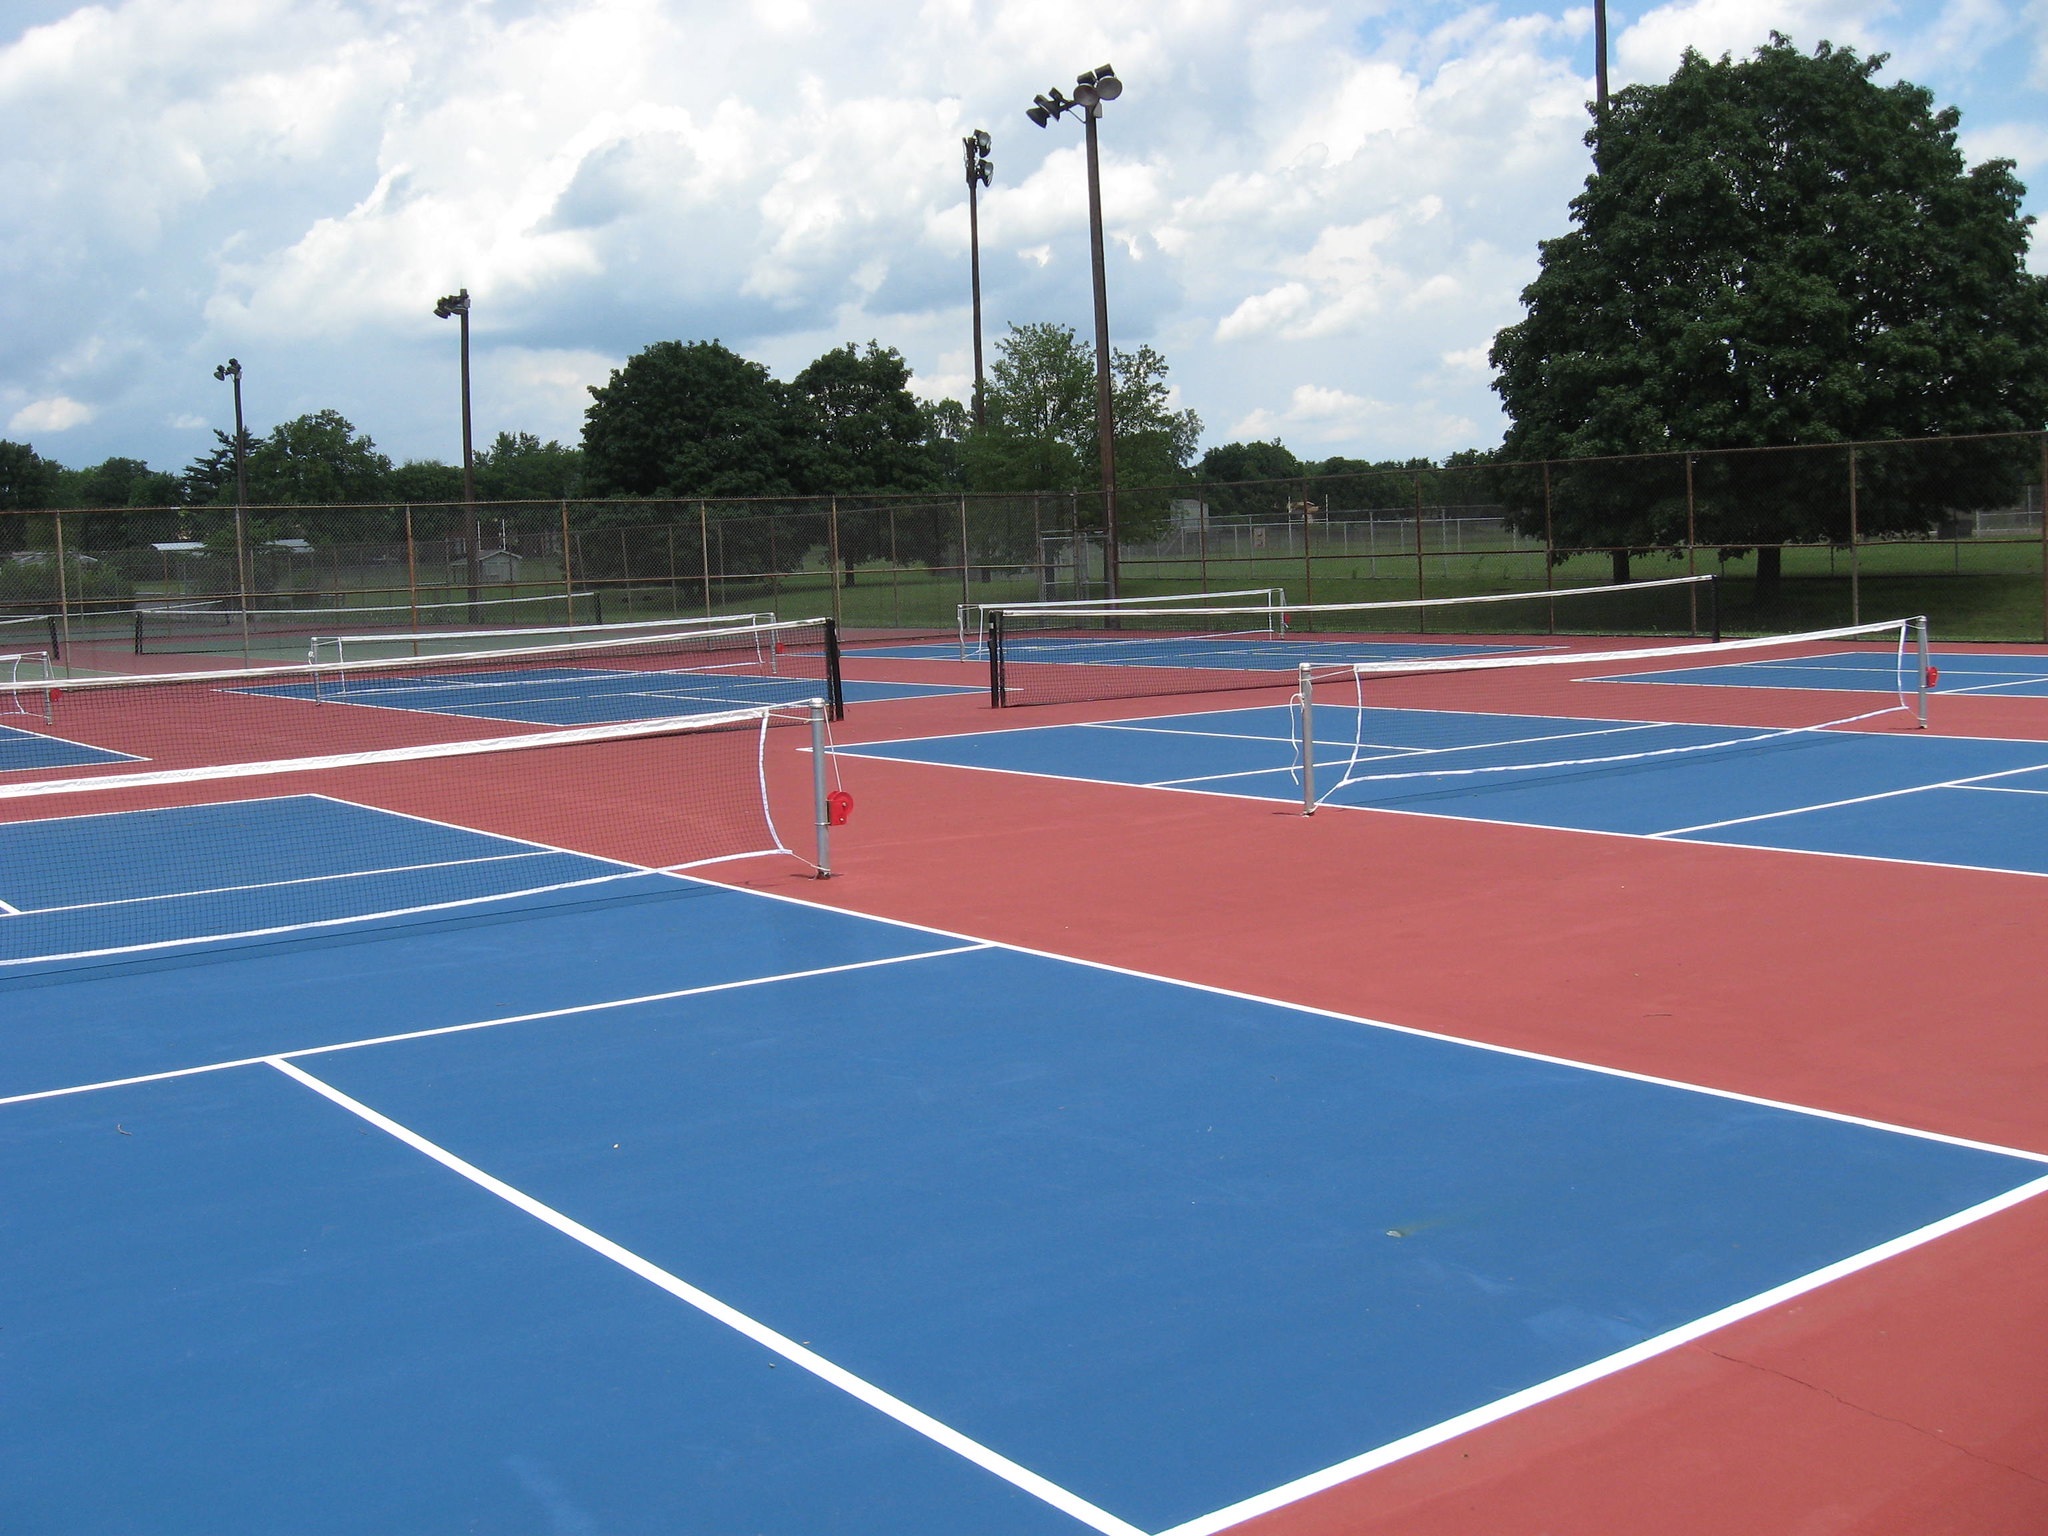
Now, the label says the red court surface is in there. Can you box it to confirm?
[703,658,2048,1536]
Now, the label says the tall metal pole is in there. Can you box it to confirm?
[1081,107,1119,599]
[1029,68,1123,601]
[1594,0,1609,110]
[214,357,253,637]
[458,301,479,612]
[435,289,481,615]
[963,132,991,430]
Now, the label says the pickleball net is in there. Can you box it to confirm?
[1293,616,1931,810]
[0,701,838,969]
[987,575,1719,707]
[3,617,841,766]
[134,589,605,654]
[308,612,773,668]
[1,614,60,660]
[957,587,1287,660]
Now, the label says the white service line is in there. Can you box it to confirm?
[270,1056,1147,1536]
[1159,1171,2048,1536]
[1650,759,2048,838]
[9,849,560,918]
[0,945,992,1108]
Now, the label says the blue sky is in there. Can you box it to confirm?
[2,0,2043,477]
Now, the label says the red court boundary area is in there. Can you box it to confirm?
[718,689,2048,1536]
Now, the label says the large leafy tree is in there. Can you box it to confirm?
[475,431,585,503]
[965,323,1202,540]
[792,342,940,494]
[582,340,812,499]
[245,410,394,505]
[0,441,60,516]
[1490,36,2048,586]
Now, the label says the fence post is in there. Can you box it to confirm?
[958,495,972,613]
[698,501,712,617]
[1684,453,1698,635]
[1542,459,1556,633]
[828,497,843,628]
[2038,432,2046,642]
[403,505,419,631]
[559,500,575,614]
[1412,474,1426,623]
[1300,477,1314,612]
[1847,446,1861,626]
[52,511,73,659]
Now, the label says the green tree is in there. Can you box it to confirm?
[475,432,585,502]
[1200,441,1302,484]
[53,457,181,511]
[965,322,1095,495]
[791,342,948,579]
[385,460,465,504]
[582,340,811,499]
[966,324,1203,540]
[1490,35,2048,588]
[0,441,59,515]
[793,343,941,494]
[243,410,393,505]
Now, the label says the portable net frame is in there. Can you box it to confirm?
[2,650,53,714]
[308,611,773,669]
[1,613,61,661]
[0,702,838,972]
[987,575,1718,707]
[4,617,842,771]
[1292,616,1931,812]
[956,587,1287,660]
[134,589,605,654]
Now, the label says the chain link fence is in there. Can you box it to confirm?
[3,432,2043,656]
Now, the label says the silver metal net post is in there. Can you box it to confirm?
[811,698,832,877]
[1298,663,1316,815]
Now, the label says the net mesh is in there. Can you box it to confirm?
[957,587,1286,660]
[0,706,817,970]
[1293,617,1929,808]
[0,618,842,775]
[309,612,773,667]
[1,614,60,660]
[134,590,604,654]
[988,576,1718,707]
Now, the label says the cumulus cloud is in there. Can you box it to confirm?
[9,397,95,433]
[1,0,2040,473]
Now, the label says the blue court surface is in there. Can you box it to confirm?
[234,665,973,725]
[0,721,141,774]
[3,797,2046,1534]
[1601,647,2048,697]
[857,637,1543,671]
[838,705,2048,880]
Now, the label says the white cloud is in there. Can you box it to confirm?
[0,0,2038,472]
[9,396,96,432]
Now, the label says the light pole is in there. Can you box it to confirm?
[962,129,992,429]
[212,358,252,611]
[433,288,482,613]
[1027,64,1123,599]
[1592,0,1609,168]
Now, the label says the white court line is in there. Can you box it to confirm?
[1156,1171,2048,1536]
[269,1056,1146,1536]
[0,945,991,1108]
[1952,782,2048,796]
[0,721,148,770]
[12,847,2048,1533]
[1650,759,2048,838]
[0,897,19,916]
[8,849,560,919]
